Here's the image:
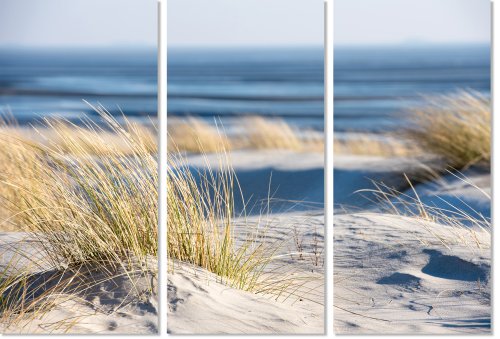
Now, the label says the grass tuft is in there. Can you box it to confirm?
[167,116,323,153]
[167,149,276,291]
[0,108,158,266]
[405,90,491,170]
[168,117,230,153]
[359,173,490,251]
[0,106,158,331]
[334,134,419,157]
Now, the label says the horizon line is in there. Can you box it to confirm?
[335,41,490,48]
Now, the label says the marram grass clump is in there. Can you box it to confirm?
[0,107,158,266]
[167,148,276,291]
[405,90,491,170]
[0,107,158,331]
[168,116,323,154]
[167,135,323,300]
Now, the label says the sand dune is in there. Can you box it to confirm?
[168,262,323,334]
[0,233,158,334]
[334,154,491,334]
[334,213,490,334]
[168,150,325,334]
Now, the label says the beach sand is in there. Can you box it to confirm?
[0,233,158,334]
[167,150,325,334]
[334,154,491,334]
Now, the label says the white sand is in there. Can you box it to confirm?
[334,155,491,334]
[0,233,158,334]
[335,213,490,334]
[168,150,325,334]
[0,150,324,334]
[186,150,324,214]
[168,260,323,334]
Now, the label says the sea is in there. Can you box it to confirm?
[1,47,325,130]
[0,45,489,133]
[167,47,325,130]
[0,47,157,125]
[334,44,491,134]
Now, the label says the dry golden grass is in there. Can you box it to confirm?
[361,173,490,251]
[45,120,157,156]
[334,135,419,157]
[168,117,230,153]
[405,90,491,169]
[0,121,156,158]
[0,109,158,265]
[0,106,158,331]
[334,91,491,171]
[168,116,323,153]
[167,149,278,291]
[237,116,303,151]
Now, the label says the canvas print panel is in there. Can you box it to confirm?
[167,0,325,334]
[333,0,491,334]
[0,0,158,334]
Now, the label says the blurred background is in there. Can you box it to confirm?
[167,0,324,132]
[0,0,157,124]
[334,0,490,135]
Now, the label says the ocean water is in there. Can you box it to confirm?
[3,46,483,133]
[0,48,157,124]
[167,47,325,130]
[335,44,491,133]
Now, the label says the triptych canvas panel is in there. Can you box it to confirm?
[0,0,492,335]
[333,0,491,333]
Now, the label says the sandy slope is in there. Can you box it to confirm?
[0,150,323,333]
[167,212,325,334]
[334,155,491,334]
[168,261,323,334]
[185,150,324,214]
[0,233,158,334]
[334,213,490,334]
[168,150,325,334]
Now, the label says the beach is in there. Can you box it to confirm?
[333,150,491,334]
[0,233,158,334]
[0,112,158,334]
[167,149,325,334]
[333,41,491,333]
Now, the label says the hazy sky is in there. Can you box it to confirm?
[0,0,157,48]
[167,0,324,48]
[335,0,491,46]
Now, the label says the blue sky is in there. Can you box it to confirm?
[167,0,324,48]
[335,0,490,46]
[0,0,157,48]
[1,0,488,49]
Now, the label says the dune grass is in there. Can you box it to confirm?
[360,173,491,251]
[0,109,158,265]
[168,117,230,153]
[405,90,491,170]
[238,116,304,151]
[167,148,278,291]
[335,91,491,168]
[167,130,323,297]
[334,134,419,157]
[0,106,158,331]
[168,116,323,153]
